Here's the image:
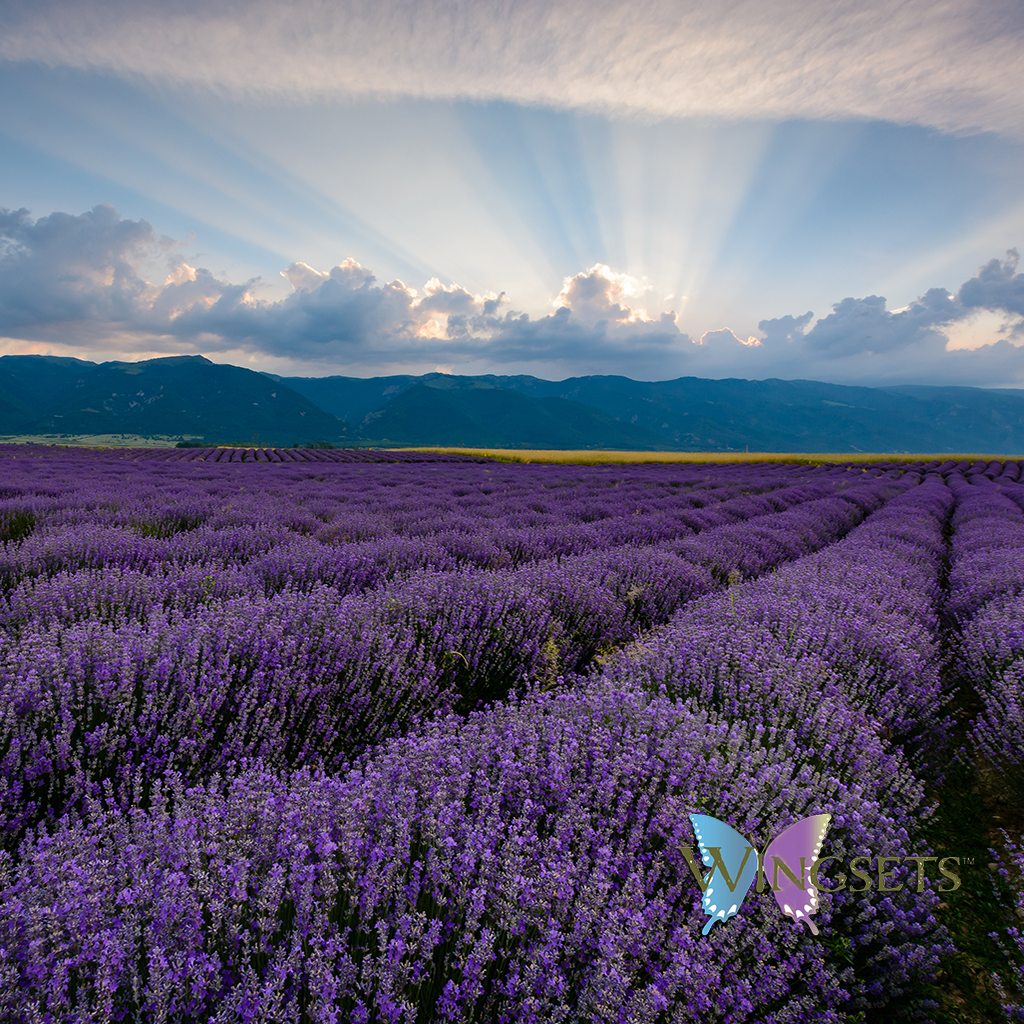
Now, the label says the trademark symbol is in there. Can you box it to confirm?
[964,858,974,865]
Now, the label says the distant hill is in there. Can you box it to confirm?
[2,353,1023,452]
[277,370,1024,453]
[0,355,92,432]
[0,354,355,446]
[360,377,671,449]
[264,372,421,427]
[484,375,1024,453]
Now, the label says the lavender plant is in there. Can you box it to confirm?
[0,449,987,1021]
[0,474,904,848]
[0,678,945,1023]
[942,473,1024,800]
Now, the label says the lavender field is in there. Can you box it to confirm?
[1,447,1022,1022]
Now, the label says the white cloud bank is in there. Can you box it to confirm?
[3,204,1024,386]
[1,0,1022,136]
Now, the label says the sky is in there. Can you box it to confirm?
[1,0,1024,386]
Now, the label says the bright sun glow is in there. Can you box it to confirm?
[944,308,1020,350]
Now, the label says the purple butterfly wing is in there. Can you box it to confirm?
[763,814,832,934]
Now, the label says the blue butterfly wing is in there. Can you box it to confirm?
[689,814,759,935]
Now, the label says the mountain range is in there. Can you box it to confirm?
[0,355,355,446]
[0,353,1021,453]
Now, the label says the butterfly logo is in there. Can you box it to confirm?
[688,813,832,935]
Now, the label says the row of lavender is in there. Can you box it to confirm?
[0,457,987,598]
[154,449,490,464]
[0,458,855,579]
[588,472,957,1019]
[0,453,1018,1022]
[0,456,883,600]
[0,470,882,626]
[4,441,1016,476]
[575,462,1024,1021]
[939,467,1024,1018]
[0,466,958,1024]
[0,452,914,1022]
[150,469,948,1024]
[0,444,490,464]
[0,464,906,853]
[946,472,1024,801]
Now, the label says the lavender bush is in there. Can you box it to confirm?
[0,474,903,849]
[945,473,1024,626]
[0,449,1001,1021]
[0,678,944,1023]
[942,473,1024,799]
[991,832,1024,1020]
[600,473,952,758]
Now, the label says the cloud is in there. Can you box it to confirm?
[415,277,496,317]
[452,264,686,375]
[798,287,959,356]
[165,264,421,356]
[738,250,1024,383]
[698,328,762,348]
[1,0,1022,136]
[461,307,685,375]
[0,204,167,337]
[191,256,684,373]
[554,265,655,324]
[777,257,1019,360]
[0,208,693,374]
[279,261,331,293]
[756,310,816,346]
[959,248,1024,322]
[4,204,1024,384]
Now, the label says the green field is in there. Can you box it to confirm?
[0,433,203,448]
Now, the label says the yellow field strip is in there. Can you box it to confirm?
[399,448,1022,465]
